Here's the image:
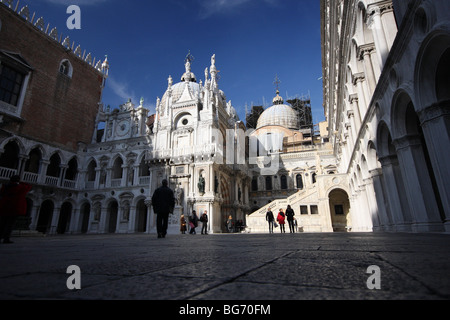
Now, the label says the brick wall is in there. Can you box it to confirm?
[0,5,104,152]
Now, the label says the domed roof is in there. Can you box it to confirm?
[257,92,298,130]
[160,81,200,107]
[256,104,299,130]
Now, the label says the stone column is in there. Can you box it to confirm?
[359,44,377,94]
[349,94,362,129]
[367,4,389,68]
[379,155,411,232]
[69,207,80,234]
[353,74,368,117]
[419,101,450,232]
[393,135,444,232]
[369,168,392,231]
[49,205,61,235]
[29,203,41,231]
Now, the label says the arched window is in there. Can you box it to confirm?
[280,175,288,190]
[25,148,42,174]
[47,154,61,178]
[0,141,20,170]
[312,172,317,184]
[251,177,258,191]
[112,157,123,179]
[138,157,150,177]
[265,176,273,191]
[87,160,97,182]
[59,59,73,78]
[65,158,78,181]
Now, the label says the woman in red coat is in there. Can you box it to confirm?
[0,175,32,244]
[277,208,286,233]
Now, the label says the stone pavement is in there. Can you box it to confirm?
[0,232,449,301]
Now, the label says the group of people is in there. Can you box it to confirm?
[180,210,209,235]
[266,205,297,233]
[152,179,210,237]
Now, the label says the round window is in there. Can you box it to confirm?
[182,119,188,125]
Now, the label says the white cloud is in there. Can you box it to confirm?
[106,76,154,112]
[197,0,276,18]
[107,76,138,105]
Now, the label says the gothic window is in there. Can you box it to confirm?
[296,174,304,190]
[265,176,273,191]
[112,157,123,179]
[0,63,25,106]
[65,158,78,181]
[87,160,97,182]
[59,59,73,78]
[139,157,150,177]
[280,175,288,190]
[251,177,258,191]
[47,154,61,178]
[0,141,20,170]
[24,148,42,174]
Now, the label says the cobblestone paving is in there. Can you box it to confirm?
[0,232,449,300]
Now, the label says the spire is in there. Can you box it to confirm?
[181,50,197,82]
[210,54,218,90]
[272,75,284,105]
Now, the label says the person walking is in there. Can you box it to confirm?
[180,214,187,234]
[189,210,199,234]
[200,210,208,235]
[286,205,296,233]
[151,179,175,238]
[0,175,32,244]
[226,215,233,233]
[277,208,286,233]
[266,207,275,233]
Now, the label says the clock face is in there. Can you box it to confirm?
[116,120,130,137]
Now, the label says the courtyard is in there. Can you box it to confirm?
[0,232,449,302]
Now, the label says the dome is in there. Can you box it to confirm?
[256,103,299,130]
[160,81,201,107]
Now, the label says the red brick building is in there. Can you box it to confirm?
[0,2,109,234]
[0,3,107,152]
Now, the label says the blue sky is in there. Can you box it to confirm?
[29,0,325,124]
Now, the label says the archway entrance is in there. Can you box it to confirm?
[57,202,72,234]
[329,189,351,232]
[107,201,118,233]
[80,203,91,234]
[136,199,147,232]
[36,200,54,234]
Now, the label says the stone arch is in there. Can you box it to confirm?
[0,139,21,173]
[59,59,73,78]
[328,188,351,232]
[105,199,119,233]
[391,87,417,139]
[135,197,148,233]
[57,202,73,234]
[79,201,91,234]
[415,25,450,109]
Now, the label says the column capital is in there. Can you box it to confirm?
[392,134,422,151]
[418,100,450,125]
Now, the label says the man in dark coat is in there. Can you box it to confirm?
[152,179,175,238]
[0,175,32,244]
